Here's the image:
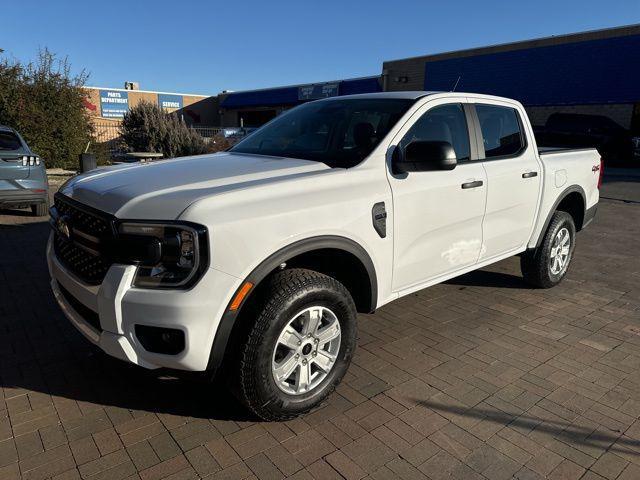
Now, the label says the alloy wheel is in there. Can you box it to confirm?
[271,306,341,395]
[549,227,571,275]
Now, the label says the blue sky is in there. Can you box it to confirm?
[2,1,638,95]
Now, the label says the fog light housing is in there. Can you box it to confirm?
[135,325,185,355]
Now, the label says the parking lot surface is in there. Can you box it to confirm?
[1,178,640,480]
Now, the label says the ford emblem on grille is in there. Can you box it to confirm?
[56,215,72,241]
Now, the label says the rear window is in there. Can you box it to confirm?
[476,105,525,158]
[0,131,23,151]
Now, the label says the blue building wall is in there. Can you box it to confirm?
[221,76,381,108]
[424,35,640,106]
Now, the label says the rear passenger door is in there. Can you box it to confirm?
[470,101,542,260]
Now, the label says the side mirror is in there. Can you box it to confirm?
[394,141,457,173]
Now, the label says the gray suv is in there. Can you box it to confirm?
[0,125,49,216]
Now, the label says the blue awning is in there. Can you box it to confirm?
[221,76,381,109]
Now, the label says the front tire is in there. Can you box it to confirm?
[236,268,357,421]
[521,211,576,288]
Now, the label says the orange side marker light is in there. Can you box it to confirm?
[229,282,253,311]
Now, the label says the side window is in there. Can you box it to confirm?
[399,104,470,161]
[476,104,525,158]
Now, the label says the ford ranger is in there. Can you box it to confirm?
[47,92,601,420]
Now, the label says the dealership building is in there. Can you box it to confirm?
[382,24,640,131]
[87,24,640,153]
[216,24,640,141]
[83,85,218,127]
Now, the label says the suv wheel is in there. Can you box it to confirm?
[236,268,357,420]
[521,211,576,288]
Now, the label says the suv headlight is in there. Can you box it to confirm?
[116,222,209,289]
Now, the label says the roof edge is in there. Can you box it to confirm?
[220,75,380,97]
[383,23,640,65]
[83,86,210,97]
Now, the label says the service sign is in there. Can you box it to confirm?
[100,90,129,118]
[298,82,339,101]
[158,94,183,113]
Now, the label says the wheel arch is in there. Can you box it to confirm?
[534,185,586,248]
[207,235,378,372]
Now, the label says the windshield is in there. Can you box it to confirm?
[0,131,23,151]
[230,98,414,167]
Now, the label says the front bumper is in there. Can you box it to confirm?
[47,233,241,371]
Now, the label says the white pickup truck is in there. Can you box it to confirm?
[48,92,601,419]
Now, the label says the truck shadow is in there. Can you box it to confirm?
[414,399,640,457]
[445,269,527,289]
[0,220,257,422]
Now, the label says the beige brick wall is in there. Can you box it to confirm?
[82,87,212,124]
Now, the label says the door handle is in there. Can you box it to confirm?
[461,180,483,189]
[522,171,538,178]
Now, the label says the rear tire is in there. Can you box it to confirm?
[31,199,49,217]
[521,211,576,288]
[236,268,357,421]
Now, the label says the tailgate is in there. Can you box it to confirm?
[0,153,30,180]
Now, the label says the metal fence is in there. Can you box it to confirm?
[190,126,223,139]
[92,121,223,158]
[92,121,123,157]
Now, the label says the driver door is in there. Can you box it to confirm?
[387,100,487,293]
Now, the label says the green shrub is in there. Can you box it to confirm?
[120,102,207,158]
[0,48,92,169]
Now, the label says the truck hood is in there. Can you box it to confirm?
[59,152,330,219]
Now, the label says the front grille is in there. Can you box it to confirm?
[53,194,114,285]
[55,195,112,235]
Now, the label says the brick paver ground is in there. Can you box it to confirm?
[1,182,639,479]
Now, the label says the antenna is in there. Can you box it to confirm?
[451,76,461,92]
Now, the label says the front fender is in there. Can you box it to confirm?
[206,235,378,373]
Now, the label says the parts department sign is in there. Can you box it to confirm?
[158,94,183,113]
[298,82,339,101]
[99,90,129,118]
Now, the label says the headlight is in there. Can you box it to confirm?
[117,222,208,289]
